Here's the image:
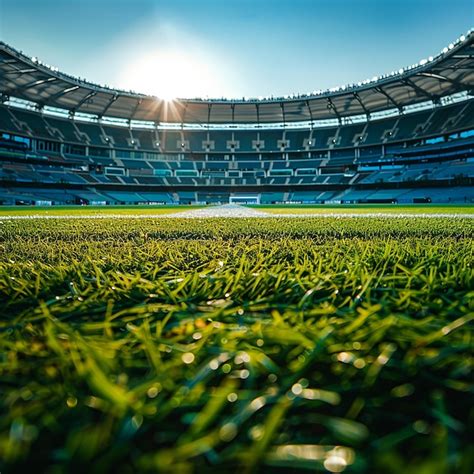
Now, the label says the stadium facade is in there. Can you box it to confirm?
[0,31,473,205]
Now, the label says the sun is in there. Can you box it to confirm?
[118,50,217,100]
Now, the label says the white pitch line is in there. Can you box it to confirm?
[266,212,474,219]
[0,209,473,220]
[0,205,473,220]
[167,204,271,218]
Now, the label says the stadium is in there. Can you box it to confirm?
[0,32,473,205]
[0,1,473,473]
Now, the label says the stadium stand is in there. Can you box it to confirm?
[74,121,106,146]
[0,33,473,205]
[102,125,133,149]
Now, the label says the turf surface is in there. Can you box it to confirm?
[0,205,202,216]
[1,204,473,217]
[253,204,474,215]
[0,216,473,473]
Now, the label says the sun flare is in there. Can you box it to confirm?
[118,50,218,100]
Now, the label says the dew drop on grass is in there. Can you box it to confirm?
[234,352,250,364]
[66,396,77,408]
[240,369,250,379]
[147,385,161,398]
[413,420,430,434]
[291,383,303,395]
[391,383,414,397]
[324,454,348,473]
[219,422,237,442]
[248,424,264,440]
[182,352,195,364]
[227,392,238,403]
[337,352,353,363]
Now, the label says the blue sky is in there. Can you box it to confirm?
[0,0,472,99]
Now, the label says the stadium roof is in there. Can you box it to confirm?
[0,31,473,124]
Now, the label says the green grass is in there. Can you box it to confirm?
[0,217,473,473]
[0,205,201,216]
[251,204,474,215]
[2,204,473,216]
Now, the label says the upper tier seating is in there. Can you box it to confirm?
[131,129,157,150]
[337,123,366,148]
[102,125,132,148]
[364,117,398,145]
[0,107,21,133]
[75,122,106,146]
[8,108,53,139]
[1,99,473,156]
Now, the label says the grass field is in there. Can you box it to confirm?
[0,204,202,216]
[252,204,474,215]
[0,204,473,217]
[0,215,473,473]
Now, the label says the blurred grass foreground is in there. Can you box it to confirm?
[0,216,473,473]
